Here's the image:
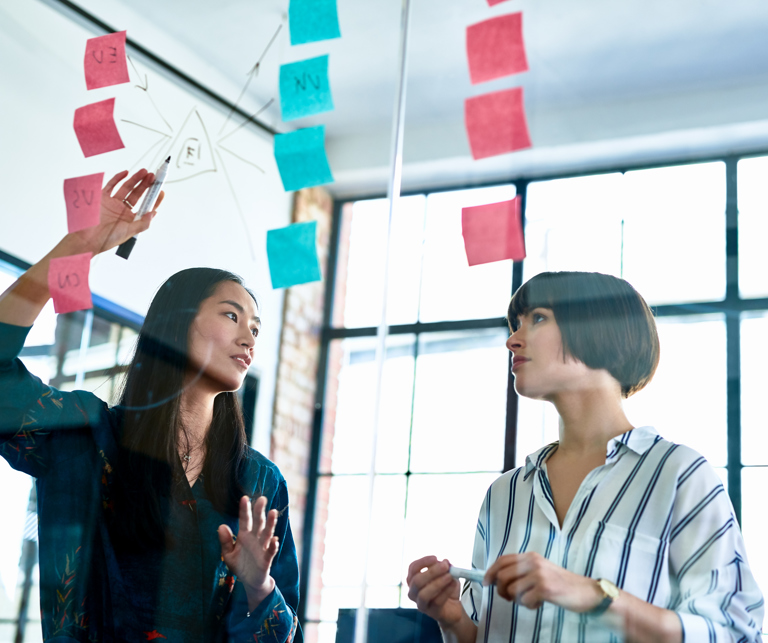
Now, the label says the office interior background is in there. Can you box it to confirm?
[2,0,768,641]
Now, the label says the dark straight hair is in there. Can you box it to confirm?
[112,267,255,548]
[507,271,660,398]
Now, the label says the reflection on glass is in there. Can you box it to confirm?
[517,316,727,467]
[740,468,768,612]
[419,185,516,322]
[339,196,427,328]
[409,329,508,473]
[740,313,768,465]
[322,336,416,475]
[737,156,768,299]
[524,163,726,306]
[401,472,500,607]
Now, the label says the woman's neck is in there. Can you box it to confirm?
[551,385,633,456]
[178,387,215,446]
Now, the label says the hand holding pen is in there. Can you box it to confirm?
[116,155,170,259]
[65,168,164,258]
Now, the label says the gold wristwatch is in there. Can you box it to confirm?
[588,578,619,615]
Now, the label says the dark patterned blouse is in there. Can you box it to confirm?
[0,322,300,643]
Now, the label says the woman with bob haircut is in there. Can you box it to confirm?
[408,271,763,642]
[0,170,300,642]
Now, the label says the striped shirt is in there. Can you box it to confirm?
[460,426,764,642]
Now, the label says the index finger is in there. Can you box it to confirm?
[485,554,525,585]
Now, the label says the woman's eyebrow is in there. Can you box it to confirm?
[218,300,261,324]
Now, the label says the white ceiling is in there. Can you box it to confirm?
[50,0,768,196]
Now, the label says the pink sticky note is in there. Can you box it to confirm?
[63,173,103,233]
[48,253,93,314]
[464,87,532,159]
[84,31,130,90]
[462,197,525,266]
[487,0,512,5]
[73,98,125,157]
[467,13,528,85]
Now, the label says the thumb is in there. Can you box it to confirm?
[218,524,235,557]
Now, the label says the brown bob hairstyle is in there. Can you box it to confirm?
[507,271,660,398]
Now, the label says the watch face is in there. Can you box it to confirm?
[597,578,620,599]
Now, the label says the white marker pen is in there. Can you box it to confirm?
[449,565,486,585]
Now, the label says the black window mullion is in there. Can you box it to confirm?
[724,157,742,523]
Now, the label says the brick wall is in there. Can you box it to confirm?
[270,187,333,565]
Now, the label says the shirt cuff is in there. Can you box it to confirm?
[677,611,718,642]
[228,581,297,643]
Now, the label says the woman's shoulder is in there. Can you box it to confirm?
[240,447,288,495]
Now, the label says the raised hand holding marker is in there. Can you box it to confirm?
[116,156,170,259]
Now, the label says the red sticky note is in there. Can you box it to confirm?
[462,197,525,266]
[487,0,512,5]
[464,87,532,159]
[48,253,93,314]
[63,173,103,233]
[84,31,130,90]
[467,13,528,85]
[73,98,125,157]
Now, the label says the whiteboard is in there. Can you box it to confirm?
[0,0,296,453]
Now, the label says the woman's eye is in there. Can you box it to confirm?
[533,313,545,323]
[226,311,238,322]
[251,328,259,338]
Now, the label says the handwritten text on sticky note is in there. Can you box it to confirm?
[467,14,528,85]
[288,0,341,45]
[48,253,93,314]
[84,31,130,90]
[73,98,125,158]
[280,55,334,122]
[64,173,103,234]
[462,197,525,266]
[267,221,322,289]
[464,87,531,160]
[274,126,334,192]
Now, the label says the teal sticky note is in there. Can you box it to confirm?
[274,126,334,192]
[266,221,322,289]
[280,55,334,122]
[289,0,341,45]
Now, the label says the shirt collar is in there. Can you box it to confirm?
[523,425,660,478]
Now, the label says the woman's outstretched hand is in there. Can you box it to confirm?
[69,169,164,256]
[218,495,279,610]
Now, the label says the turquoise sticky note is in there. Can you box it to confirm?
[274,126,334,192]
[267,221,322,289]
[289,0,341,45]
[280,55,334,122]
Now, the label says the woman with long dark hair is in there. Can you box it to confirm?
[0,169,300,642]
[407,272,763,642]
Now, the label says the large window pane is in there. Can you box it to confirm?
[409,329,508,473]
[738,156,768,299]
[624,315,727,465]
[516,315,727,467]
[622,163,726,305]
[524,163,726,306]
[314,475,407,619]
[338,196,427,328]
[740,468,768,613]
[419,185,516,323]
[321,335,416,475]
[741,313,768,465]
[401,472,500,607]
[524,173,625,281]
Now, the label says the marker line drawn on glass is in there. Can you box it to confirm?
[118,23,283,260]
